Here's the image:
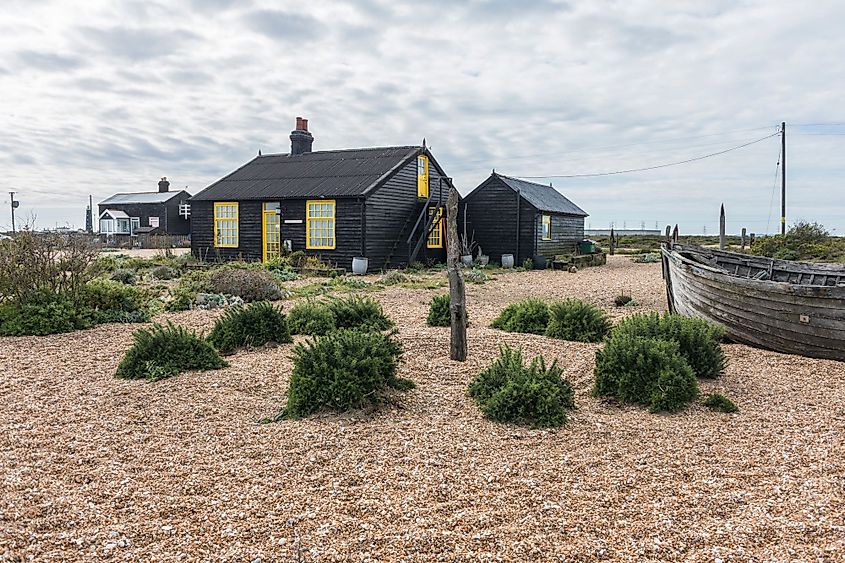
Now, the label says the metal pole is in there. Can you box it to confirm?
[9,191,16,234]
[781,122,786,235]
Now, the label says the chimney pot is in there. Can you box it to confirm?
[290,117,314,155]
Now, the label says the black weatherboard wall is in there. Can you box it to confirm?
[464,173,588,264]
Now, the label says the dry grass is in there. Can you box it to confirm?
[1,257,843,561]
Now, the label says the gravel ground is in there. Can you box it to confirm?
[2,256,844,562]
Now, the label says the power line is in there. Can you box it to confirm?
[514,132,780,179]
[766,146,782,234]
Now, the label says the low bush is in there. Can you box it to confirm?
[614,294,633,306]
[209,268,282,302]
[327,295,393,331]
[468,346,574,428]
[193,293,244,310]
[0,295,93,336]
[703,393,738,413]
[151,265,179,280]
[631,253,661,264]
[465,270,488,284]
[286,300,337,336]
[80,279,151,324]
[110,268,137,285]
[522,258,534,270]
[613,313,726,378]
[165,270,214,311]
[491,298,549,335]
[427,294,451,327]
[281,329,410,418]
[378,270,409,286]
[116,322,227,380]
[270,268,300,282]
[207,301,292,355]
[594,335,699,412]
[545,299,611,343]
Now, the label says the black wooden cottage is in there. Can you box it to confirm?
[190,118,455,271]
[463,173,588,266]
[98,178,191,239]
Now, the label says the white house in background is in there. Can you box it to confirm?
[97,178,191,238]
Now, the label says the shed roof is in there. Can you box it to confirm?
[100,209,130,219]
[190,146,422,201]
[99,191,189,206]
[496,174,588,216]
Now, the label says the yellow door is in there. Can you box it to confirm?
[262,202,281,262]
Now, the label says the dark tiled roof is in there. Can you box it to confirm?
[497,174,588,216]
[191,146,421,201]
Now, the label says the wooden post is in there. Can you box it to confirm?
[741,227,747,251]
[719,204,726,250]
[750,233,756,247]
[609,227,615,255]
[446,186,467,361]
[672,224,679,243]
[665,225,672,245]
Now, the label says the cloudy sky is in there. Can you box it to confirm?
[2,0,844,234]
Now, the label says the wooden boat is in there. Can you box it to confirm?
[661,242,845,361]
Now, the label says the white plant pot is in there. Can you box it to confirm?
[461,255,473,266]
[351,257,369,275]
[501,254,515,268]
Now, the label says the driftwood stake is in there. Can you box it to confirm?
[719,204,726,250]
[672,224,679,243]
[665,225,672,245]
[446,186,467,361]
[741,227,747,251]
[609,227,615,256]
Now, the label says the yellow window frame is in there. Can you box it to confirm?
[417,155,429,198]
[427,207,443,249]
[306,199,336,250]
[542,214,551,240]
[213,202,239,248]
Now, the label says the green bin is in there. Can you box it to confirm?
[578,240,596,254]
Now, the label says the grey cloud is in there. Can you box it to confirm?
[242,9,324,41]
[15,50,85,72]
[78,26,199,60]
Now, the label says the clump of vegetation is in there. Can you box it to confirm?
[378,270,410,286]
[594,335,699,412]
[631,253,661,264]
[165,270,215,311]
[79,279,151,324]
[207,301,292,355]
[545,299,611,343]
[522,258,534,270]
[115,322,227,381]
[326,295,393,331]
[465,269,488,284]
[286,300,337,336]
[270,268,300,282]
[613,313,726,379]
[0,295,93,336]
[614,294,633,306]
[426,294,451,327]
[110,268,137,285]
[703,393,738,413]
[193,293,244,310]
[468,346,575,428]
[209,268,283,302]
[279,329,411,419]
[150,265,179,280]
[491,298,549,335]
[751,221,844,262]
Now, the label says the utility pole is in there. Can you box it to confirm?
[781,121,787,235]
[9,192,18,234]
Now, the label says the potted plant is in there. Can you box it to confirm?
[475,246,489,267]
[461,227,477,266]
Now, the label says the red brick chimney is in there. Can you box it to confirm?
[290,117,314,155]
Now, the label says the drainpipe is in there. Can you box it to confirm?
[514,189,521,265]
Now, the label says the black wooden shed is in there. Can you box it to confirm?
[463,173,588,266]
[98,178,191,239]
[190,118,455,271]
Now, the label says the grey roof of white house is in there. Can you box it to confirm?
[496,174,588,216]
[99,191,189,205]
[99,209,130,219]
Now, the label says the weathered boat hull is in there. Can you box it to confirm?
[661,244,845,361]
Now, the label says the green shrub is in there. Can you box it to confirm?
[326,295,393,331]
[282,329,409,418]
[116,322,227,380]
[427,294,451,327]
[631,253,661,264]
[491,298,549,335]
[151,265,179,280]
[614,294,633,306]
[80,279,150,323]
[594,335,699,412]
[207,301,292,355]
[468,346,574,428]
[613,313,726,378]
[522,258,534,270]
[545,299,611,343]
[465,269,487,284]
[165,270,214,311]
[703,393,738,413]
[287,300,337,336]
[379,270,409,285]
[0,295,93,336]
[209,268,282,302]
[270,268,300,282]
[193,292,244,310]
[110,268,137,285]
